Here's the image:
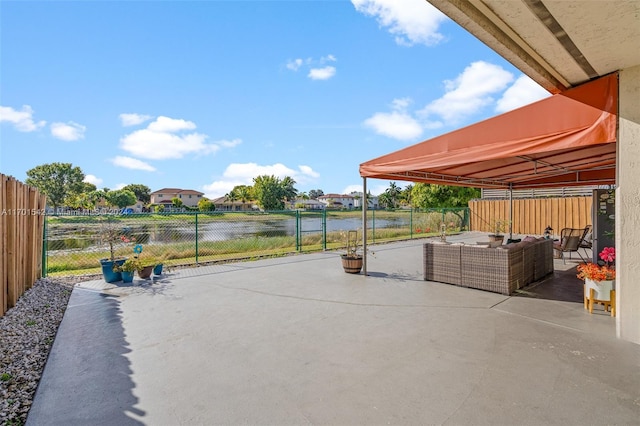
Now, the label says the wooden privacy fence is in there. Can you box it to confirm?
[469,197,593,236]
[1,174,47,316]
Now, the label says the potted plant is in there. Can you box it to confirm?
[340,230,372,274]
[137,256,157,279]
[129,243,156,279]
[152,256,165,276]
[577,247,616,314]
[97,217,134,283]
[114,257,140,283]
[488,219,509,244]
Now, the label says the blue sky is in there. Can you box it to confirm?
[0,0,549,199]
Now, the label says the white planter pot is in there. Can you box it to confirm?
[584,278,614,301]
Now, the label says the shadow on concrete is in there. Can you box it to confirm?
[513,263,584,303]
[27,289,145,426]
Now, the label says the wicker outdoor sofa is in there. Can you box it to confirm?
[423,238,554,295]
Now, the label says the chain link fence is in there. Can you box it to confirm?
[44,208,469,277]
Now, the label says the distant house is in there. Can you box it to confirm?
[316,193,380,210]
[290,199,325,210]
[150,188,204,208]
[351,192,380,210]
[317,194,355,209]
[126,199,147,213]
[211,196,256,212]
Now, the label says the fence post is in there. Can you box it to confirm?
[372,209,376,243]
[465,208,470,230]
[296,210,300,251]
[322,209,326,251]
[195,212,199,264]
[42,215,47,278]
[410,208,413,239]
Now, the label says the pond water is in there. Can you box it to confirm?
[47,216,413,251]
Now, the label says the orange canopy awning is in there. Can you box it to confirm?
[359,73,617,189]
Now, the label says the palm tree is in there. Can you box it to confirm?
[385,182,401,209]
[281,176,298,203]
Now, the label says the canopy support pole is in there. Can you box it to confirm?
[509,183,514,240]
[362,177,367,276]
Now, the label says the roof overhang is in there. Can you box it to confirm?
[426,0,640,92]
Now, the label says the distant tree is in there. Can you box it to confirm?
[252,175,286,210]
[228,185,254,203]
[298,192,309,200]
[122,184,151,204]
[82,182,97,193]
[104,189,137,209]
[385,182,401,209]
[281,176,298,203]
[171,197,183,208]
[308,189,324,199]
[399,184,413,206]
[25,162,85,210]
[411,183,480,208]
[198,198,215,212]
[377,192,392,209]
[64,193,86,210]
[65,189,101,210]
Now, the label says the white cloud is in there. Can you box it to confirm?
[342,184,364,194]
[119,113,153,126]
[83,174,103,186]
[495,75,551,113]
[298,165,320,178]
[147,116,196,132]
[286,58,304,71]
[111,156,156,172]
[119,116,237,160]
[364,111,422,140]
[120,130,213,160]
[363,97,422,140]
[418,61,514,125]
[286,55,337,80]
[202,162,320,199]
[218,138,242,148]
[308,66,336,80]
[0,105,46,132]
[352,0,447,46]
[50,121,86,141]
[362,63,536,141]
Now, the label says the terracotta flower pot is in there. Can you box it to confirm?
[138,265,154,279]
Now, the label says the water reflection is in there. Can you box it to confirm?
[47,216,411,251]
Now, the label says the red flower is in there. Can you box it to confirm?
[599,247,615,264]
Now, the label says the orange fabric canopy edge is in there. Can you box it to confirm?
[359,73,618,189]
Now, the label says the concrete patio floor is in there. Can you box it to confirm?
[27,233,640,425]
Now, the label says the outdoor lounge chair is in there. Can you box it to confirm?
[553,227,589,263]
[579,224,593,259]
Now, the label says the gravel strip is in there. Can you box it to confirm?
[0,277,82,426]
